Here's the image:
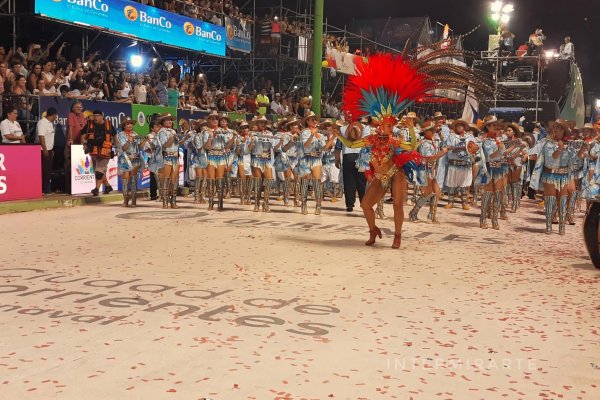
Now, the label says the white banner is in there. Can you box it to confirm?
[71,145,118,195]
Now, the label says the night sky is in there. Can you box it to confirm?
[320,0,599,95]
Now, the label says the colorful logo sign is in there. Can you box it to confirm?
[183,22,194,36]
[123,5,137,21]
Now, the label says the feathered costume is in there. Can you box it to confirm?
[338,53,433,181]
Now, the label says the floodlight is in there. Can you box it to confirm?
[491,1,503,13]
[130,55,144,68]
[491,13,500,21]
[502,4,514,13]
[500,14,510,23]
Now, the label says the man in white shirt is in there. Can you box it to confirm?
[36,107,58,193]
[270,93,283,115]
[559,36,575,60]
[0,106,25,144]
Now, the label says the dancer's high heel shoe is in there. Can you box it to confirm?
[365,226,382,246]
[391,234,401,249]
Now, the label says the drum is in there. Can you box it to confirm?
[583,200,600,269]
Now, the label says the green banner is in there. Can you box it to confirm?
[560,62,585,128]
[132,104,177,137]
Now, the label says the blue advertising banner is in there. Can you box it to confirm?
[35,0,226,56]
[39,97,131,133]
[224,17,252,53]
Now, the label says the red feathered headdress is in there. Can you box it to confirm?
[343,54,433,125]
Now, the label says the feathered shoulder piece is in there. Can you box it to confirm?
[343,53,433,125]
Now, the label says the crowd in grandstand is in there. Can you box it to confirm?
[136,0,252,22]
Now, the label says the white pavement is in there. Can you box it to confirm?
[1,196,599,400]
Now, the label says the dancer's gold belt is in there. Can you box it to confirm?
[374,166,398,183]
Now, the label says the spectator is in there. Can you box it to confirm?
[256,88,270,115]
[34,77,58,96]
[133,74,147,104]
[67,101,86,145]
[169,60,181,83]
[11,74,27,95]
[1,106,25,144]
[0,62,7,95]
[270,92,283,114]
[41,61,60,94]
[151,74,168,106]
[103,72,117,101]
[246,91,257,114]
[27,63,42,93]
[559,36,575,60]
[36,107,58,194]
[166,77,179,107]
[225,87,238,111]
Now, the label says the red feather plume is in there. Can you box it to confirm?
[343,53,434,121]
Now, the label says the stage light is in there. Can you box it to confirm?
[274,16,279,21]
[491,1,503,13]
[544,50,555,59]
[130,55,144,68]
[596,99,600,108]
[491,13,500,21]
[152,58,158,63]
[500,14,510,23]
[198,73,204,78]
[502,3,514,13]
[293,85,298,90]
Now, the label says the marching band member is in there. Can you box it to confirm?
[116,117,145,207]
[273,118,291,205]
[530,119,588,235]
[283,117,304,207]
[321,120,341,203]
[581,124,600,209]
[274,118,298,207]
[567,128,586,224]
[205,111,235,211]
[433,111,450,190]
[504,122,528,213]
[443,119,474,211]
[154,112,180,209]
[188,119,209,205]
[235,120,252,205]
[409,120,448,223]
[298,111,335,215]
[334,53,428,249]
[217,113,236,201]
[247,115,275,212]
[476,115,514,230]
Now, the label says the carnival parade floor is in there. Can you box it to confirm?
[1,196,599,400]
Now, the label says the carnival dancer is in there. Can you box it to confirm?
[205,111,235,211]
[274,118,295,206]
[409,120,449,222]
[235,120,252,205]
[320,119,341,203]
[153,113,180,209]
[246,115,276,212]
[144,120,162,202]
[443,119,474,210]
[504,122,529,213]
[188,119,209,204]
[433,111,450,190]
[217,113,236,200]
[116,117,146,207]
[530,119,588,234]
[282,117,304,207]
[468,123,483,205]
[566,127,587,224]
[273,117,290,205]
[581,123,600,209]
[298,111,336,215]
[476,115,517,229]
[334,53,429,249]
